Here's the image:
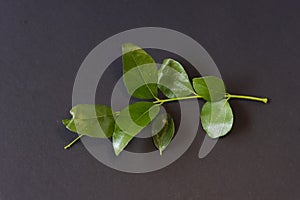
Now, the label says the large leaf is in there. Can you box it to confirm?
[200,99,234,138]
[113,102,160,155]
[192,76,226,102]
[158,58,195,98]
[62,104,115,138]
[152,113,175,155]
[122,43,158,99]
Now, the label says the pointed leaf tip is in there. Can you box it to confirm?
[122,43,142,54]
[62,119,70,126]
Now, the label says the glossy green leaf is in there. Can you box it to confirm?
[200,99,234,138]
[152,113,175,155]
[192,76,226,101]
[158,58,195,98]
[113,102,160,155]
[122,43,158,99]
[112,125,133,156]
[62,104,115,138]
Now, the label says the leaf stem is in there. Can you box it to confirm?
[153,94,268,104]
[153,95,202,104]
[226,94,268,103]
[64,134,83,149]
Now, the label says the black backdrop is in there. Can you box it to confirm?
[1,1,299,199]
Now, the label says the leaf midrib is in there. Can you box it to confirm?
[126,105,158,134]
[129,53,157,98]
[207,101,228,136]
[72,113,114,120]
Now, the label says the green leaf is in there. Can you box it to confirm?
[200,99,234,138]
[116,102,160,134]
[62,104,115,138]
[122,43,158,99]
[113,102,160,155]
[112,125,133,156]
[62,118,72,127]
[62,119,77,132]
[152,113,175,155]
[192,76,226,101]
[158,58,195,98]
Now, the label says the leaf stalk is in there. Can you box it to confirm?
[153,95,203,104]
[154,94,268,104]
[226,94,268,103]
[64,134,83,149]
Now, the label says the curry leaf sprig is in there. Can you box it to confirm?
[62,43,268,156]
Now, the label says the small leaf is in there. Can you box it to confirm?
[200,99,234,138]
[113,102,160,155]
[192,76,226,101]
[62,104,115,138]
[152,113,175,155]
[122,43,158,99]
[158,58,195,98]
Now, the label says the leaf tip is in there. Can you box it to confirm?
[122,43,140,54]
[114,149,121,156]
[112,138,122,156]
[62,119,70,126]
[159,149,163,156]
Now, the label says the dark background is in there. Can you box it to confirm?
[1,0,299,199]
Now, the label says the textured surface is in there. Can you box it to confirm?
[0,0,299,199]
